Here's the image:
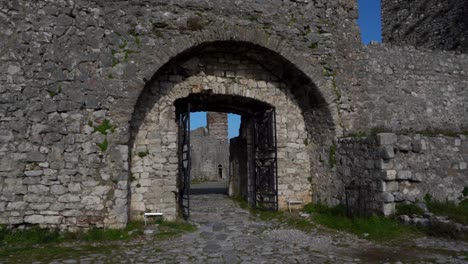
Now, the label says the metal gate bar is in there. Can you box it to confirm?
[178,103,191,219]
[253,108,278,211]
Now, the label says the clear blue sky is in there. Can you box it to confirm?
[191,1,382,138]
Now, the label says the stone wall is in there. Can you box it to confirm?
[130,50,315,220]
[207,112,228,144]
[0,0,348,229]
[336,135,389,215]
[337,133,468,216]
[341,45,468,135]
[190,126,229,182]
[381,0,468,52]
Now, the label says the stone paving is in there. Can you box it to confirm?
[21,194,468,263]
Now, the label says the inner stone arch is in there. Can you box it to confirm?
[129,41,333,220]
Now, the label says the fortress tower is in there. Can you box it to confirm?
[382,0,468,52]
[207,112,228,143]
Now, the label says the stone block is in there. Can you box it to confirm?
[28,185,50,194]
[377,133,397,146]
[381,170,396,181]
[26,152,47,162]
[382,203,395,216]
[460,162,467,170]
[412,139,427,153]
[384,181,399,192]
[396,136,412,152]
[24,170,44,177]
[380,145,395,159]
[9,217,24,225]
[397,170,412,180]
[51,185,68,195]
[30,203,50,210]
[58,194,81,203]
[410,173,423,182]
[377,159,393,170]
[6,202,27,210]
[25,215,63,224]
[381,192,395,203]
[392,192,405,202]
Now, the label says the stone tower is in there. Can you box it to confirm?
[382,0,468,52]
[207,112,228,143]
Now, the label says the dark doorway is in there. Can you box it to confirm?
[175,94,278,218]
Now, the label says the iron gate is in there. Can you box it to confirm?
[178,103,191,219]
[253,108,278,211]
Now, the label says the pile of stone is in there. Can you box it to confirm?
[398,213,468,233]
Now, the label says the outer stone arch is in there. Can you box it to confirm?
[128,39,336,220]
[127,25,337,113]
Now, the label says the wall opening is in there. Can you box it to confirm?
[218,165,223,179]
[129,41,334,221]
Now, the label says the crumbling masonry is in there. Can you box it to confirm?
[0,0,466,229]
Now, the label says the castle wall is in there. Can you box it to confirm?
[207,112,228,144]
[337,133,468,215]
[381,0,468,52]
[0,0,349,229]
[342,45,468,135]
[130,51,314,220]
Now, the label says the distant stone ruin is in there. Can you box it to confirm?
[190,112,229,182]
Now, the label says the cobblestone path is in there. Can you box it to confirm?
[33,195,468,263]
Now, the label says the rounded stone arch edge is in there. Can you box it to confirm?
[128,26,337,124]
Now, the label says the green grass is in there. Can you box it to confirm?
[396,203,425,216]
[229,196,316,232]
[425,196,468,225]
[0,220,196,262]
[154,219,197,240]
[94,119,116,135]
[97,138,109,152]
[0,222,147,263]
[303,203,420,241]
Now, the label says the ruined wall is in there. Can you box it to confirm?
[381,0,468,52]
[229,117,251,199]
[207,112,228,144]
[341,45,468,135]
[130,51,314,219]
[190,126,229,182]
[337,133,468,216]
[0,0,352,229]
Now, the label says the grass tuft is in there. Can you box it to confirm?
[396,203,425,216]
[303,203,420,241]
[154,219,197,240]
[425,196,468,225]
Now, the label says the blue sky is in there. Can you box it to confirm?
[191,1,382,138]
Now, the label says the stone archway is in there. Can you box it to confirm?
[128,41,334,220]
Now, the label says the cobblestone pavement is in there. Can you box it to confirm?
[29,195,468,263]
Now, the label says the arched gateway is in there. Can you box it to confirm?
[129,42,334,220]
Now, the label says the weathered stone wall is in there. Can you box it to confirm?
[337,133,468,216]
[190,126,229,182]
[336,134,390,215]
[381,0,468,52]
[229,135,248,198]
[207,112,228,144]
[3,0,467,229]
[341,45,468,135]
[130,51,314,220]
[0,0,349,229]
